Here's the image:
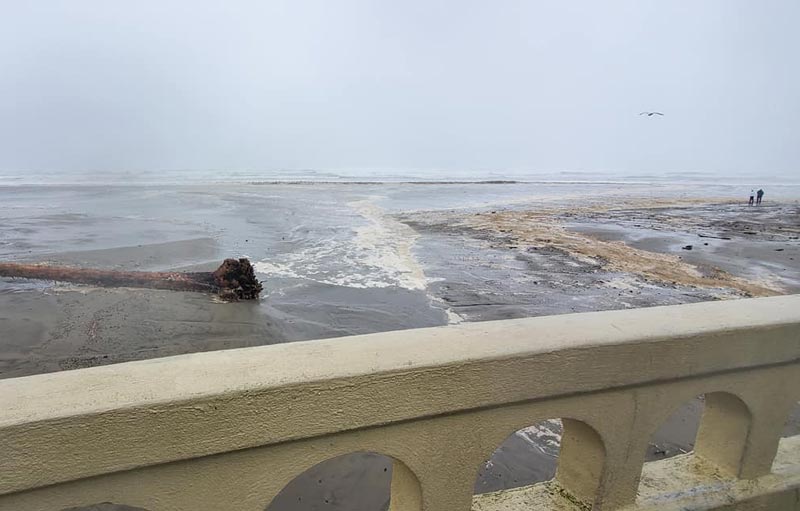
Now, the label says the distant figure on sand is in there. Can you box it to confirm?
[757,188,764,205]
[749,189,755,206]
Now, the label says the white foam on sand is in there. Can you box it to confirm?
[444,307,464,324]
[254,261,305,280]
[349,198,429,290]
[253,198,430,291]
[515,419,563,457]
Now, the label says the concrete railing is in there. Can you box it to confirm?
[2,295,800,511]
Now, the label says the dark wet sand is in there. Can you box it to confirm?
[0,276,444,379]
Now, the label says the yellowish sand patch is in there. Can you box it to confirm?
[461,204,781,298]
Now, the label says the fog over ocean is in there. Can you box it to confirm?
[1,167,798,188]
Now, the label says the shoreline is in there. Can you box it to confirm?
[2,196,798,378]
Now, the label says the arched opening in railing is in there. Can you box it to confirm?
[782,401,800,437]
[265,451,421,511]
[474,418,605,507]
[773,400,800,474]
[645,396,704,462]
[475,419,562,494]
[639,391,752,497]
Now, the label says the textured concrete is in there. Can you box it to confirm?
[1,295,800,510]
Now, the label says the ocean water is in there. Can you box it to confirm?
[1,167,798,187]
[1,168,798,339]
[1,173,798,298]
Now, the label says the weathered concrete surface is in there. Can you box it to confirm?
[1,295,799,510]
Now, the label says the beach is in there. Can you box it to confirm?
[406,199,799,325]
[1,180,799,509]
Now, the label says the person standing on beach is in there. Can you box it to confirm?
[749,189,755,206]
[757,188,764,205]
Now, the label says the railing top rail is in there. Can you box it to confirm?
[3,295,800,427]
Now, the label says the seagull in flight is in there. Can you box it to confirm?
[639,111,664,116]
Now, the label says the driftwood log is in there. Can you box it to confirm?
[0,258,263,301]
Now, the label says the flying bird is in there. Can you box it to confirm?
[639,111,664,116]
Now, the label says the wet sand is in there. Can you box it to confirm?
[405,200,800,326]
[1,184,454,379]
[0,268,444,379]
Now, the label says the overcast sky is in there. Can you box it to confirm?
[0,1,797,178]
